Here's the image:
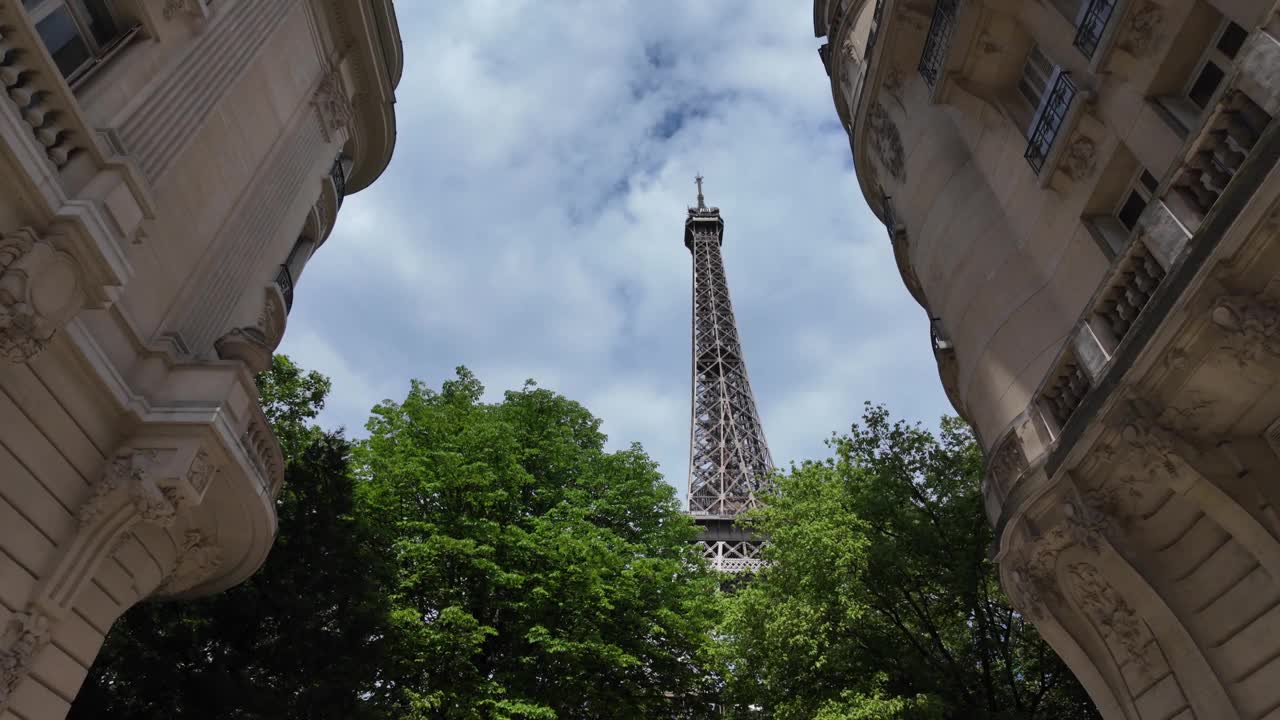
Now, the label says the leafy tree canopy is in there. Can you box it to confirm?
[717,404,1099,720]
[359,368,723,719]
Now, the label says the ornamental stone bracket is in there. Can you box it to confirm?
[1101,397,1280,583]
[0,438,221,713]
[311,69,355,145]
[0,227,91,363]
[213,284,288,374]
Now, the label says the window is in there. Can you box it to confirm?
[1116,169,1158,231]
[22,0,134,83]
[1017,45,1055,131]
[1156,19,1248,133]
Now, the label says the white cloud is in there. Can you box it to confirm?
[277,0,954,496]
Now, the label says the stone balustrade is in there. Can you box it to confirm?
[241,406,284,500]
[0,4,96,171]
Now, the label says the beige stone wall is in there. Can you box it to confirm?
[0,1,401,717]
[819,0,1280,715]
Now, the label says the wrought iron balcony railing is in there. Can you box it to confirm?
[918,0,958,88]
[881,189,897,240]
[864,0,887,61]
[275,264,294,312]
[1025,72,1076,174]
[330,154,347,209]
[930,318,954,352]
[1072,0,1116,59]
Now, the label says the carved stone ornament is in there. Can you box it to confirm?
[1211,295,1280,368]
[1062,135,1098,182]
[187,449,218,494]
[0,609,53,713]
[312,70,354,144]
[77,450,185,531]
[0,228,86,364]
[867,101,906,183]
[157,530,223,596]
[1066,562,1156,671]
[1115,1,1165,58]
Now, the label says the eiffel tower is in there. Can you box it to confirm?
[684,176,773,573]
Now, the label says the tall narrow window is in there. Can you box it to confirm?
[22,0,134,83]
[1017,45,1055,133]
[1155,19,1248,134]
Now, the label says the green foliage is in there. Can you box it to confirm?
[358,368,723,719]
[717,404,1099,720]
[256,353,332,464]
[69,357,394,720]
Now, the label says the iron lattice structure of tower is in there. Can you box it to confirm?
[684,176,774,573]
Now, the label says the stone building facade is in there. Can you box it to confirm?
[0,1,401,717]
[815,0,1280,715]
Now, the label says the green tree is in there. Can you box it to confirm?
[69,356,394,720]
[718,404,1099,720]
[359,368,722,719]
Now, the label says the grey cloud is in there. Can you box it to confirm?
[278,1,953,497]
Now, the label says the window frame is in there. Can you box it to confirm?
[23,0,135,85]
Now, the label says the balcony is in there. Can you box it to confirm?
[1072,0,1116,60]
[330,154,347,209]
[1041,352,1091,431]
[1170,93,1270,227]
[1094,241,1165,345]
[881,189,898,240]
[864,0,886,61]
[1025,72,1076,174]
[275,264,294,313]
[918,0,958,89]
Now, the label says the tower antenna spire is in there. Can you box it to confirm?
[695,173,706,210]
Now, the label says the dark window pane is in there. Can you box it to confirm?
[1218,21,1248,58]
[36,7,91,79]
[1139,170,1158,192]
[1188,61,1225,108]
[82,0,122,47]
[1117,189,1147,230]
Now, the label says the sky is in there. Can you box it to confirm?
[278,0,953,500]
